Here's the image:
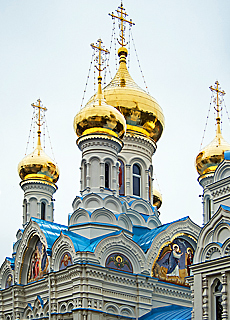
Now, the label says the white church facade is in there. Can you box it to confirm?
[1,2,230,320]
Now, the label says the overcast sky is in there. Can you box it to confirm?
[0,0,230,264]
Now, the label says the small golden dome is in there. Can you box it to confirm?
[74,98,126,139]
[18,144,59,184]
[196,131,230,176]
[153,189,162,209]
[86,48,165,142]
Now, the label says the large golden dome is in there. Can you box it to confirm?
[74,98,126,139]
[18,144,59,184]
[86,48,164,142]
[196,130,230,176]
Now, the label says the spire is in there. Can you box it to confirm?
[109,1,135,66]
[90,39,109,105]
[31,99,47,154]
[209,81,226,138]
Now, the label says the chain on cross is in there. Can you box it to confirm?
[109,1,135,47]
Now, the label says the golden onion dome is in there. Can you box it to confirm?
[196,129,230,176]
[153,189,162,209]
[74,98,126,139]
[85,47,165,142]
[18,144,59,184]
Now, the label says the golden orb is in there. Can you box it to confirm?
[74,99,126,139]
[196,132,230,176]
[86,49,164,142]
[153,189,162,209]
[18,145,59,184]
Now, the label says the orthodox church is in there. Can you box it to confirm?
[0,2,230,320]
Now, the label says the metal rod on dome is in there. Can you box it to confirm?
[90,39,109,106]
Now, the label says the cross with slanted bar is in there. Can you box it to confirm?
[109,2,135,47]
[31,99,47,146]
[209,81,226,128]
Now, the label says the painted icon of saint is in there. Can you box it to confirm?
[166,244,183,277]
[186,247,194,276]
[59,253,72,270]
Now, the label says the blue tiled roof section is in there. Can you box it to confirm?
[224,151,230,160]
[6,257,15,270]
[31,218,69,251]
[32,218,123,254]
[139,305,192,320]
[62,230,90,252]
[133,217,189,253]
[221,204,230,211]
[133,226,150,236]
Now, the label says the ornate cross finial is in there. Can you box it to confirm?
[91,39,109,105]
[31,99,47,149]
[209,81,226,134]
[109,1,135,47]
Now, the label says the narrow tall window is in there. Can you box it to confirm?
[105,163,110,188]
[207,198,211,220]
[41,202,46,220]
[148,169,151,201]
[119,160,125,196]
[214,280,223,320]
[133,164,141,196]
[84,162,87,189]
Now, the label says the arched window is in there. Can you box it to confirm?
[214,280,223,320]
[105,163,110,188]
[41,202,46,220]
[119,160,125,196]
[133,164,141,196]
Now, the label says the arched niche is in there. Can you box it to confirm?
[20,235,49,285]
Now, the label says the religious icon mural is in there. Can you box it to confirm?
[27,240,49,283]
[152,238,194,285]
[59,252,72,270]
[5,274,13,288]
[105,253,133,273]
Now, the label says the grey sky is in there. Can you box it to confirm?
[0,0,230,264]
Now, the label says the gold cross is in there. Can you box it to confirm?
[91,39,109,105]
[31,99,47,147]
[209,81,225,113]
[91,39,109,78]
[109,2,135,47]
[209,81,225,129]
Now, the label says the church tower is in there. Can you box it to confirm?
[74,40,126,197]
[84,3,165,204]
[18,99,59,225]
[196,81,230,224]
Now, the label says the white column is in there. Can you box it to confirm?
[222,272,228,320]
[202,276,208,320]
[100,162,104,188]
[86,163,90,191]
[145,169,149,201]
[112,165,117,194]
[126,164,131,197]
[80,165,83,191]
